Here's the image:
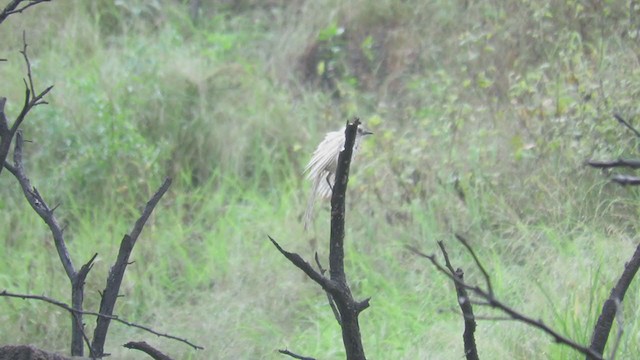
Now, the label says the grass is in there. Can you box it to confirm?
[1,0,640,359]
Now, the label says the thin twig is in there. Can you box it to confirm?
[0,33,53,178]
[613,113,640,138]
[268,236,335,293]
[278,349,317,360]
[455,234,493,296]
[407,245,603,360]
[0,290,203,351]
[608,299,623,360]
[315,252,341,325]
[11,32,54,135]
[70,307,95,358]
[0,0,51,25]
[21,31,35,98]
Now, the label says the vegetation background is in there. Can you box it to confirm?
[1,0,640,359]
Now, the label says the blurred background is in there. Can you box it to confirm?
[1,0,640,358]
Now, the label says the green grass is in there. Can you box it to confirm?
[1,0,640,359]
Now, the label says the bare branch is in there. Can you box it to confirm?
[613,113,640,138]
[71,253,98,355]
[8,131,76,279]
[607,299,623,360]
[92,177,173,357]
[0,0,52,25]
[124,341,173,360]
[610,174,640,186]
[408,245,603,360]
[11,33,54,135]
[271,119,368,360]
[588,242,640,359]
[0,290,203,351]
[0,98,13,177]
[278,349,317,360]
[436,241,478,360]
[455,234,493,296]
[328,119,360,285]
[268,236,335,292]
[314,252,341,325]
[0,33,53,177]
[586,159,640,169]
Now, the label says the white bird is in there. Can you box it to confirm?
[303,125,372,229]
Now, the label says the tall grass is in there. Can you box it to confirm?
[1,0,640,358]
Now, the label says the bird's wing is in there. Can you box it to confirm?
[303,130,344,181]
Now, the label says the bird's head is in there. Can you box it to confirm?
[357,126,373,137]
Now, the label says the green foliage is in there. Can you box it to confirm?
[1,0,640,359]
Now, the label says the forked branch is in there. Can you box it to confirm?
[0,32,53,177]
[91,177,174,357]
[270,119,369,360]
[408,237,603,360]
[0,290,202,351]
[0,0,51,25]
[436,241,478,360]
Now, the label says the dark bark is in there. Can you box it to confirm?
[270,119,369,360]
[587,243,640,359]
[0,0,51,25]
[409,240,603,360]
[5,131,89,356]
[91,178,172,357]
[124,341,173,360]
[436,241,478,360]
[586,159,640,169]
[328,120,368,359]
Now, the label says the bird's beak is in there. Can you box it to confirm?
[362,130,373,136]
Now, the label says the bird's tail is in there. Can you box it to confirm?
[303,176,320,231]
[304,171,335,230]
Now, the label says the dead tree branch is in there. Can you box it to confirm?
[436,241,478,360]
[585,113,640,358]
[5,131,76,279]
[270,119,369,360]
[91,177,173,357]
[326,118,369,360]
[0,290,203,351]
[278,349,317,360]
[0,33,53,177]
[408,239,604,360]
[610,174,640,185]
[4,130,90,355]
[455,234,492,296]
[613,113,640,138]
[0,0,51,25]
[315,252,341,325]
[587,243,640,359]
[586,114,640,186]
[123,341,173,360]
[586,159,640,169]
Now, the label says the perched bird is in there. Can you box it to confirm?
[303,125,372,229]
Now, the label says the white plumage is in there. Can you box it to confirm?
[303,126,372,229]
